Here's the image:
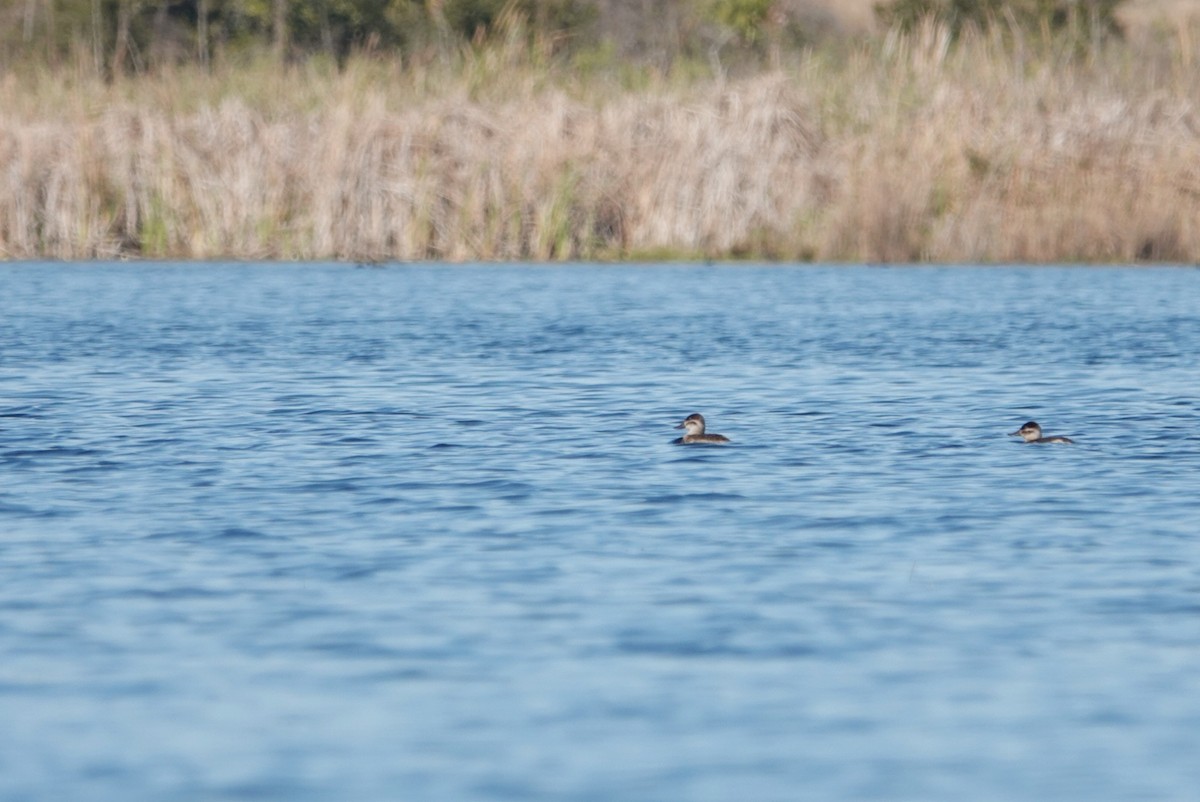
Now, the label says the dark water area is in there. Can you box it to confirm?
[2,262,1199,801]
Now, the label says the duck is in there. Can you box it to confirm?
[1009,421,1074,444]
[673,413,730,444]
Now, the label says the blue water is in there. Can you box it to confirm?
[2,263,1199,801]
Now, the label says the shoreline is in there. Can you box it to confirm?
[2,28,1198,264]
[3,259,1194,269]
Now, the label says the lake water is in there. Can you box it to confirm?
[2,263,1199,801]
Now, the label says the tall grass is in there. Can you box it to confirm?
[1,23,1198,262]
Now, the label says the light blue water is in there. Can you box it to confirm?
[2,263,1199,802]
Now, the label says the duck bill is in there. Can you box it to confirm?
[1008,430,1022,437]
[674,422,686,429]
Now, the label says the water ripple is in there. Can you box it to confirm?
[2,263,1200,802]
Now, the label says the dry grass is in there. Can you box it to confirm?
[1,24,1199,263]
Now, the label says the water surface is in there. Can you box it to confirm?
[2,263,1199,801]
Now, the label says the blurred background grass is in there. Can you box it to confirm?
[0,0,1196,262]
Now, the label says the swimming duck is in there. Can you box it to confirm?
[1009,421,1074,444]
[673,413,730,445]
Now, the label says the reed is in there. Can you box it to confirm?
[1,23,1198,262]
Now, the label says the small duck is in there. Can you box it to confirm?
[673,413,730,445]
[1009,421,1074,444]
